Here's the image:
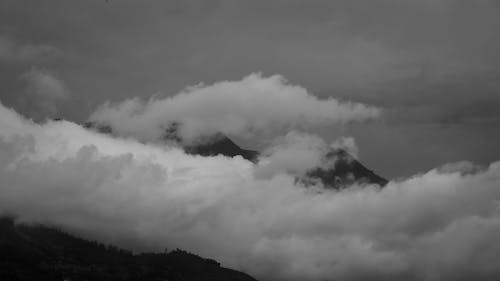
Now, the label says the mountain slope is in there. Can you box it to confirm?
[0,216,258,281]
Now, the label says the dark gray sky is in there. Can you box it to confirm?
[1,0,500,178]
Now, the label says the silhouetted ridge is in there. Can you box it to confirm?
[185,133,259,162]
[0,216,258,281]
[302,149,389,189]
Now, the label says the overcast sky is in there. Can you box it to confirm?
[1,0,500,178]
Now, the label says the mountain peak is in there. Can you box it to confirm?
[301,148,388,189]
[82,121,387,189]
[185,133,259,162]
[185,134,388,189]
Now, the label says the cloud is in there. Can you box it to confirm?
[0,35,61,62]
[89,73,380,144]
[255,131,328,179]
[22,67,69,100]
[20,67,69,118]
[2,101,500,281]
[254,132,361,180]
[331,136,359,159]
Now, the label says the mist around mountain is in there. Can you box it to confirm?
[186,134,388,189]
[0,216,257,281]
[84,121,388,190]
[300,149,388,189]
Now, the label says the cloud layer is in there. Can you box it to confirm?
[2,101,500,281]
[89,73,380,144]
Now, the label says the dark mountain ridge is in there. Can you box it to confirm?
[184,133,259,162]
[301,149,388,189]
[0,216,257,281]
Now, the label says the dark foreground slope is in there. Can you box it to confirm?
[0,216,257,281]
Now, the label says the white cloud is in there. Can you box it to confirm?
[2,102,500,281]
[331,136,359,159]
[255,131,328,179]
[89,73,381,144]
[20,67,69,117]
[22,67,69,100]
[0,35,60,62]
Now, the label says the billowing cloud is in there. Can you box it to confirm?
[0,35,60,62]
[255,131,328,179]
[254,132,360,180]
[331,136,359,159]
[2,101,500,281]
[22,67,69,100]
[89,73,380,144]
[20,67,69,118]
